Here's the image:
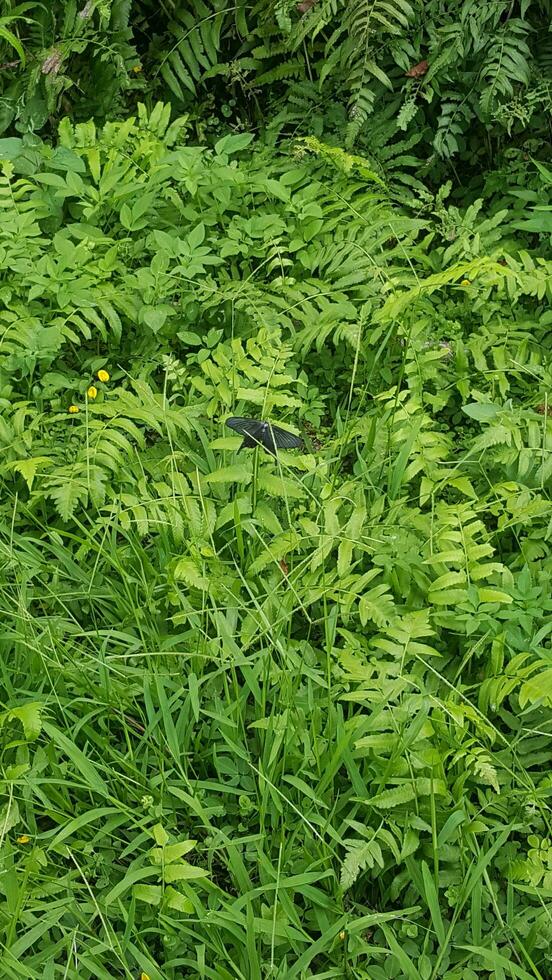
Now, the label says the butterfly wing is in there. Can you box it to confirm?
[226,417,266,450]
[226,417,263,436]
[225,417,302,454]
[270,424,303,450]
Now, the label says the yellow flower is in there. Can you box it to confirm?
[133,65,143,73]
[460,279,471,286]
[68,405,80,414]
[140,974,151,980]
[97,369,110,382]
[17,835,30,844]
[87,385,98,399]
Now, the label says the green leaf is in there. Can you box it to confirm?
[0,800,20,835]
[370,785,416,808]
[133,884,162,906]
[0,137,23,160]
[477,588,512,605]
[119,202,132,229]
[358,585,394,628]
[204,464,251,484]
[164,886,194,913]
[257,472,306,499]
[164,862,209,882]
[0,25,25,65]
[152,823,170,847]
[6,457,51,491]
[462,402,500,421]
[188,222,205,248]
[519,667,552,708]
[173,559,209,591]
[42,722,109,798]
[151,840,196,864]
[421,861,446,946]
[7,703,43,741]
[214,133,254,155]
[142,306,168,333]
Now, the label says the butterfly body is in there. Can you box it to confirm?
[226,417,302,455]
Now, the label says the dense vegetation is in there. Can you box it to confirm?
[0,2,551,978]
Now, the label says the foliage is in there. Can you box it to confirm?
[136,0,552,169]
[3,1,552,183]
[0,101,551,977]
[0,0,142,137]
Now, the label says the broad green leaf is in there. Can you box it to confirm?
[477,588,512,604]
[214,132,254,155]
[134,884,162,906]
[164,862,209,882]
[164,886,194,913]
[152,824,170,847]
[0,137,23,160]
[151,840,196,864]
[204,464,251,484]
[462,402,500,421]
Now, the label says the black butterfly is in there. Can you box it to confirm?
[226,417,303,455]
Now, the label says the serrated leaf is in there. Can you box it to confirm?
[152,824,169,846]
[429,570,467,592]
[204,464,251,484]
[424,551,465,565]
[164,886,194,913]
[173,559,209,591]
[370,785,415,808]
[151,841,196,865]
[478,589,512,604]
[337,538,353,578]
[257,472,306,498]
[358,585,394,628]
[519,667,552,708]
[164,862,209,882]
[7,703,43,741]
[429,588,468,605]
[48,481,87,522]
[341,839,384,890]
[0,800,19,835]
[6,457,51,491]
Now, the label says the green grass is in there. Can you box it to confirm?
[0,105,552,978]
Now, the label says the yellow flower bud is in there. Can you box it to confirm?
[97,369,110,382]
[17,835,30,844]
[140,974,151,980]
[87,385,98,399]
[460,279,471,286]
[133,65,143,73]
[68,405,80,414]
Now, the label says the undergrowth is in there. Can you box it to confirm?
[0,103,551,978]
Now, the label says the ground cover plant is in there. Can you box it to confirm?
[3,0,552,181]
[0,98,551,980]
